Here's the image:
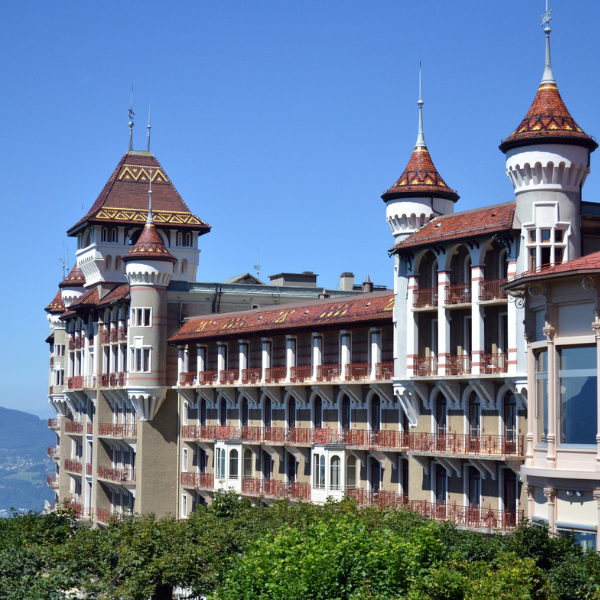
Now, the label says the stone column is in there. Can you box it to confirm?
[261,338,271,383]
[217,341,227,382]
[177,346,185,378]
[407,274,418,377]
[239,340,248,384]
[543,323,556,468]
[471,264,484,375]
[285,336,296,383]
[593,488,600,549]
[526,484,535,523]
[340,331,351,380]
[525,331,535,467]
[197,345,205,374]
[507,258,519,374]
[312,333,322,380]
[370,327,381,380]
[593,321,600,471]
[437,269,451,376]
[544,487,556,533]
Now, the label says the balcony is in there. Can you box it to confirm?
[86,463,93,476]
[118,326,127,342]
[68,339,75,351]
[65,499,84,518]
[317,364,340,382]
[444,283,471,306]
[408,501,523,531]
[180,472,214,490]
[408,433,524,457]
[242,478,301,499]
[413,287,438,308]
[47,474,59,488]
[179,372,197,386]
[219,369,239,385]
[87,422,93,435]
[413,357,437,377]
[314,429,408,450]
[183,425,243,441]
[345,362,370,381]
[446,355,471,376]
[98,423,137,438]
[241,368,262,384]
[480,352,508,374]
[67,376,83,390]
[47,446,60,460]
[198,370,218,385]
[97,509,130,524]
[108,372,125,387]
[65,422,83,434]
[97,465,136,484]
[346,489,407,508]
[64,459,82,474]
[376,361,394,380]
[102,329,110,344]
[110,329,118,343]
[290,365,311,382]
[264,366,286,383]
[48,418,59,430]
[479,279,508,302]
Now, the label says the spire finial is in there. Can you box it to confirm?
[147,105,152,152]
[416,60,426,148]
[541,1,555,84]
[128,87,135,151]
[147,166,153,224]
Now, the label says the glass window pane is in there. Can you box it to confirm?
[347,457,356,489]
[560,346,596,371]
[560,375,597,445]
[541,229,551,242]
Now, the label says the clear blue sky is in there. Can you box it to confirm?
[1,1,599,418]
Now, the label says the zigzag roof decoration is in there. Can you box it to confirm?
[67,151,212,235]
[45,290,65,314]
[58,264,86,288]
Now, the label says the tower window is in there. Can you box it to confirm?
[132,308,152,327]
[111,229,118,243]
[102,228,108,242]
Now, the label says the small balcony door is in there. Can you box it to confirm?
[504,394,518,453]
[369,457,381,493]
[314,396,323,429]
[435,464,447,505]
[264,398,272,428]
[287,451,297,483]
[468,395,481,452]
[371,396,381,432]
[241,398,249,428]
[341,395,351,431]
[468,466,481,509]
[288,398,296,429]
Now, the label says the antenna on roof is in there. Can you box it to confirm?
[253,249,262,280]
[416,60,426,148]
[128,87,135,151]
[541,0,555,83]
[147,167,154,224]
[59,242,66,279]
[147,105,152,152]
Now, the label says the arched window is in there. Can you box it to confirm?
[330,455,341,490]
[468,394,481,452]
[115,256,121,273]
[241,397,249,428]
[185,233,191,247]
[436,395,447,435]
[346,456,357,489]
[105,255,112,272]
[102,228,108,242]
[111,228,118,243]
[216,448,226,479]
[182,401,189,426]
[229,449,238,479]
[177,232,183,246]
[313,454,326,489]
[314,396,322,429]
[243,449,253,478]
[288,397,296,429]
[181,259,187,275]
[264,398,272,428]
[370,395,380,432]
[129,230,141,246]
[341,395,351,430]
[219,397,227,427]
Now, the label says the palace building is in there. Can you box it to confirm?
[46,9,600,546]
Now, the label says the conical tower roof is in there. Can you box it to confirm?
[67,151,212,236]
[45,290,65,314]
[123,222,177,264]
[58,264,85,288]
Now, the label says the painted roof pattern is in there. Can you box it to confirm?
[500,83,597,152]
[393,202,517,251]
[382,146,459,202]
[58,264,86,288]
[169,291,394,344]
[67,152,211,234]
[45,290,65,314]
[123,223,177,263]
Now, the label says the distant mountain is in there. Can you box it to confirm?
[0,406,55,512]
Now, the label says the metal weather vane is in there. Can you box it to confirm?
[541,0,552,28]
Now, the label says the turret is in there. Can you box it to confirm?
[382,65,459,242]
[123,172,176,421]
[58,264,85,307]
[500,6,597,269]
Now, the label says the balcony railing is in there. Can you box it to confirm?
[264,366,286,383]
[345,362,370,381]
[68,339,75,351]
[108,372,125,387]
[65,422,83,434]
[408,501,523,531]
[97,465,136,483]
[480,352,508,374]
[290,365,311,382]
[376,361,394,380]
[48,446,60,460]
[183,425,243,441]
[48,418,59,430]
[262,426,287,444]
[446,354,471,375]
[86,463,93,476]
[67,376,83,390]
[408,433,523,456]
[241,368,262,384]
[65,499,84,518]
[479,279,508,301]
[64,459,82,474]
[75,337,84,350]
[198,370,219,385]
[98,423,137,438]
[47,474,58,488]
[346,489,408,508]
[289,482,311,501]
[180,472,214,490]
[110,329,118,343]
[413,357,437,377]
[102,330,110,344]
[445,283,471,305]
[96,509,131,524]
[317,364,340,382]
[413,287,438,308]
[118,326,127,341]
[220,369,239,385]
[179,372,196,386]
[87,422,93,435]
[241,478,298,499]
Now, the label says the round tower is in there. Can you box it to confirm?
[123,174,176,421]
[58,264,86,307]
[382,66,459,242]
[499,8,597,269]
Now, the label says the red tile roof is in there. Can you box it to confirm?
[67,152,211,235]
[500,83,597,152]
[392,202,517,252]
[382,146,459,202]
[58,264,86,288]
[168,291,394,344]
[44,290,65,314]
[96,284,130,308]
[123,223,176,264]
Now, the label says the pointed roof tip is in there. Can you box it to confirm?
[45,289,66,314]
[416,61,426,148]
[59,264,86,288]
[122,222,177,264]
[365,274,371,283]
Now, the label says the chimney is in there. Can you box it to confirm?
[319,288,330,299]
[362,275,374,293]
[340,272,355,291]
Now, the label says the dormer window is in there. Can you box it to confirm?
[175,231,192,247]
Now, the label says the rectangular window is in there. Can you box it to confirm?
[181,494,187,518]
[131,348,151,373]
[132,308,152,327]
[536,350,548,444]
[559,346,597,445]
[313,453,325,489]
[182,448,188,472]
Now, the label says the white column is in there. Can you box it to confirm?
[471,264,484,375]
[217,341,227,381]
[285,336,296,382]
[525,332,535,467]
[544,487,556,534]
[177,346,185,376]
[407,275,417,376]
[438,269,451,376]
[370,327,381,380]
[239,340,248,383]
[340,331,351,380]
[312,333,322,380]
[507,258,519,373]
[544,317,556,469]
[93,322,100,376]
[261,338,271,383]
[197,345,205,374]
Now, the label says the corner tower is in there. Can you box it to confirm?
[382,66,459,242]
[500,6,597,269]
